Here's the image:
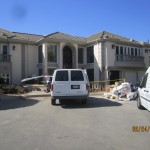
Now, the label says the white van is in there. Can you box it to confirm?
[51,69,90,105]
[137,66,150,111]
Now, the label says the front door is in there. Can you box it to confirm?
[109,70,120,85]
[63,46,72,68]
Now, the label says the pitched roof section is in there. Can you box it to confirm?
[0,27,149,46]
[43,32,87,44]
[87,31,133,43]
[0,28,16,38]
[13,32,43,42]
[0,28,43,43]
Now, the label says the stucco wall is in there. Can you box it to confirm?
[105,42,116,67]
[143,48,150,68]
[26,45,38,77]
[11,44,22,84]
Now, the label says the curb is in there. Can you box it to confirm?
[22,93,51,98]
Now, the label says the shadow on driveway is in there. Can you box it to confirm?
[59,96,122,109]
[0,95,39,110]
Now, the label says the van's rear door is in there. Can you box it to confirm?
[146,72,150,111]
[53,70,70,96]
[70,70,87,95]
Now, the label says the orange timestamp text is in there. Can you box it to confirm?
[132,126,150,132]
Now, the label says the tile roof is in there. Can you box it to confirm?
[0,28,16,38]
[0,28,43,43]
[13,32,43,42]
[43,32,87,44]
[0,27,149,46]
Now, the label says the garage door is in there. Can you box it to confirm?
[125,71,136,84]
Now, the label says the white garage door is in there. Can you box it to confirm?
[125,71,136,84]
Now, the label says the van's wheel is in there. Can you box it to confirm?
[137,94,145,110]
[51,98,56,105]
[81,99,87,105]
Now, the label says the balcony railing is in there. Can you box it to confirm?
[0,54,11,62]
[115,54,145,68]
[115,54,144,62]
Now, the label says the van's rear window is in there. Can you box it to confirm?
[71,71,84,81]
[55,71,68,81]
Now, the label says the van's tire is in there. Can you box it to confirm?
[51,98,56,105]
[81,99,87,105]
[137,94,145,110]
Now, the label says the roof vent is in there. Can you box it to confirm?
[130,39,134,42]
[104,35,109,39]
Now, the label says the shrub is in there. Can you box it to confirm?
[0,77,5,84]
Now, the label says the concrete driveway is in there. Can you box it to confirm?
[0,94,150,150]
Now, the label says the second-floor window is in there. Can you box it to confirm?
[3,45,8,55]
[115,45,141,56]
[116,46,119,54]
[47,44,57,63]
[38,45,43,63]
[78,48,83,64]
[87,46,94,63]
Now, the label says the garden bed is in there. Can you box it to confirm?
[0,84,29,94]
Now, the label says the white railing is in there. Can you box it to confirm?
[115,55,144,62]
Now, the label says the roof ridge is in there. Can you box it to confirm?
[13,31,43,37]
[87,31,104,38]
[0,28,13,33]
[44,32,60,37]
[103,30,131,40]
[56,32,86,39]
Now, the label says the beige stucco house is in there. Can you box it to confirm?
[0,28,150,84]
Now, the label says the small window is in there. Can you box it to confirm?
[124,47,126,55]
[128,47,130,55]
[138,49,141,56]
[131,48,134,55]
[135,48,137,55]
[145,49,148,53]
[87,46,94,63]
[55,71,68,81]
[3,45,8,54]
[116,46,119,54]
[120,46,123,55]
[47,45,57,62]
[71,71,84,81]
[78,48,84,64]
[38,45,43,63]
[140,73,148,88]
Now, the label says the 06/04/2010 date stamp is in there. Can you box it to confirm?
[132,126,150,132]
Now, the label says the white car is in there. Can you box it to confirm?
[137,66,150,111]
[51,69,90,105]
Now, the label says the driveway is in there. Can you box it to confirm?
[0,95,150,150]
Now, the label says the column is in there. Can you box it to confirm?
[42,43,47,74]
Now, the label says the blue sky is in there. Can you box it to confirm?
[0,0,150,41]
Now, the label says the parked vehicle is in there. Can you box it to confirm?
[137,66,150,111]
[51,69,90,105]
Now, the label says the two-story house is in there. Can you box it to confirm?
[0,28,149,84]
